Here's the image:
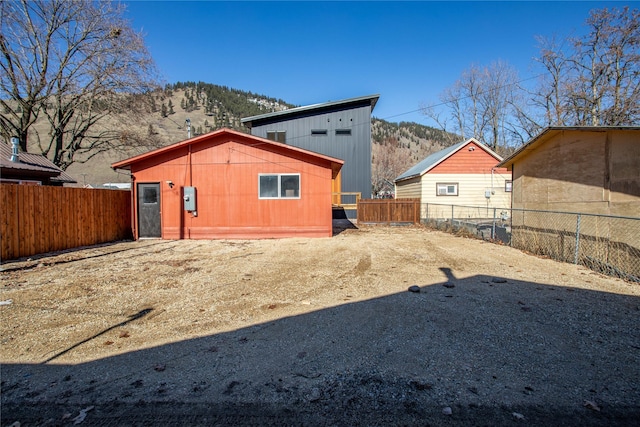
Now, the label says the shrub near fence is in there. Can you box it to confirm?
[420,202,640,283]
[1,184,132,260]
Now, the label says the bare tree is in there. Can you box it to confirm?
[419,99,460,146]
[426,7,638,152]
[371,137,413,196]
[479,61,519,150]
[527,7,639,128]
[423,61,520,151]
[575,7,640,125]
[516,35,572,134]
[0,0,160,169]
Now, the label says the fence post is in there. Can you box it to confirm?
[451,205,454,224]
[492,208,496,240]
[574,213,582,264]
[511,210,517,247]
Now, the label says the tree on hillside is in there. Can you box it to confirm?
[0,0,160,169]
[371,137,413,196]
[167,81,297,127]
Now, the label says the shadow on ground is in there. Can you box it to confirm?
[2,269,639,426]
[332,218,358,236]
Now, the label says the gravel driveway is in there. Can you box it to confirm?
[1,224,639,426]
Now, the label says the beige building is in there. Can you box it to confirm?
[497,127,640,218]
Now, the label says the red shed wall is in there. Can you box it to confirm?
[430,142,508,174]
[130,136,334,239]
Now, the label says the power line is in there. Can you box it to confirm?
[172,71,547,146]
[238,72,546,144]
[377,73,545,123]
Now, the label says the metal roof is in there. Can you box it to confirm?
[497,126,640,169]
[241,94,380,128]
[0,143,76,183]
[395,138,502,182]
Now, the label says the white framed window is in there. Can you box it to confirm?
[505,180,513,192]
[259,174,300,199]
[266,131,286,144]
[436,182,458,196]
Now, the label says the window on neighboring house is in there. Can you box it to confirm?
[436,182,458,196]
[259,174,300,199]
[335,129,351,136]
[505,180,513,192]
[266,131,286,144]
[311,129,328,136]
[0,178,41,185]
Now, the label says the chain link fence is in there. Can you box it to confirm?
[421,203,640,283]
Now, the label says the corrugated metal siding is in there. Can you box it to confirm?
[421,173,512,209]
[250,104,372,199]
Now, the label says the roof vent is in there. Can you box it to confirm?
[10,137,20,162]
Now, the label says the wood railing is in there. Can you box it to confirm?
[332,192,361,210]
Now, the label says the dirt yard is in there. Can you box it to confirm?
[1,224,639,426]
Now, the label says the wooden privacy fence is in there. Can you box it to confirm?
[357,198,421,224]
[1,184,132,260]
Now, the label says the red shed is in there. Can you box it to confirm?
[112,128,343,239]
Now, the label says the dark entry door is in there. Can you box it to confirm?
[137,183,161,238]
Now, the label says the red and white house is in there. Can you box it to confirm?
[394,138,511,209]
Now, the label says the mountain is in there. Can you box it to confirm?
[372,119,457,164]
[60,82,457,187]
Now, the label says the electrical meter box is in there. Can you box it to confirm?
[183,186,196,211]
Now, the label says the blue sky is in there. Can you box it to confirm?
[124,1,634,126]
